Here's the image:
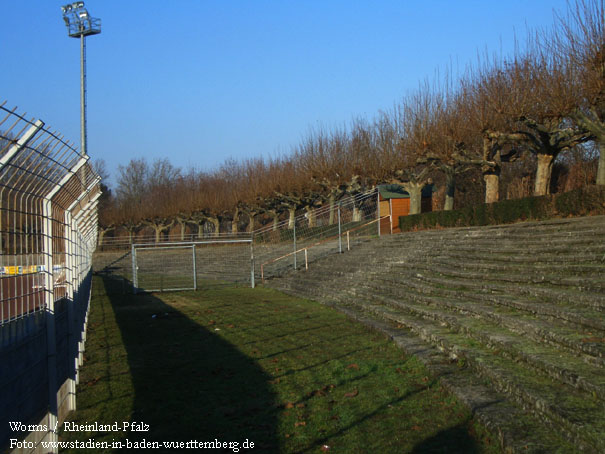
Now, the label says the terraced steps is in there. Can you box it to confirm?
[266,215,605,453]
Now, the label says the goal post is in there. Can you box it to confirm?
[131,239,254,294]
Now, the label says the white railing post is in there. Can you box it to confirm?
[192,244,197,290]
[42,198,59,452]
[293,222,297,270]
[250,237,255,288]
[131,244,138,294]
[338,203,342,254]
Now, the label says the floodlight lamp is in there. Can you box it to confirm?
[75,2,84,8]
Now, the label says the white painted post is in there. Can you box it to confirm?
[64,211,76,411]
[43,199,58,452]
[192,244,197,290]
[293,222,297,270]
[0,120,44,167]
[390,198,393,234]
[131,244,138,294]
[377,190,381,237]
[250,237,255,288]
[338,203,342,254]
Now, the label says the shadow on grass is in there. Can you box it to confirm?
[411,424,483,454]
[100,275,278,452]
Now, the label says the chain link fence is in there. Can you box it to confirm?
[0,102,100,453]
[254,189,382,281]
[94,189,384,294]
[94,189,383,293]
[131,240,254,293]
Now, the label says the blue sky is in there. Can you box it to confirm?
[1,1,570,187]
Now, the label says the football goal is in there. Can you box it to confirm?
[131,239,254,293]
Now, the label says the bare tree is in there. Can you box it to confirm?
[550,0,605,185]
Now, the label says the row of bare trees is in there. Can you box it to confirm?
[99,0,604,243]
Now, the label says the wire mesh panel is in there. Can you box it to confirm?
[255,189,380,280]
[0,102,100,452]
[133,239,254,293]
[134,245,195,292]
[194,240,254,288]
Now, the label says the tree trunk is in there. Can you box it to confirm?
[444,172,455,211]
[210,218,220,237]
[407,185,423,215]
[328,194,336,225]
[231,208,239,234]
[126,226,136,246]
[97,227,113,248]
[572,110,605,186]
[177,220,186,241]
[305,206,316,227]
[272,214,279,231]
[352,206,362,222]
[154,226,161,244]
[484,173,499,203]
[196,222,205,239]
[597,140,605,186]
[534,153,555,196]
[288,208,296,229]
[400,181,425,215]
[247,213,256,233]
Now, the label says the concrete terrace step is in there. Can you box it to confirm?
[348,300,605,453]
[374,272,605,341]
[369,236,605,261]
[390,216,605,241]
[333,304,580,454]
[346,284,605,400]
[421,255,605,277]
[398,263,605,310]
[397,261,605,293]
[266,215,605,453]
[378,235,605,255]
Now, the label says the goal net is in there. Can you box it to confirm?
[132,240,253,293]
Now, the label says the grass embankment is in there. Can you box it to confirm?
[60,276,501,453]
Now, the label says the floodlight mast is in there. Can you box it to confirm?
[61,2,101,158]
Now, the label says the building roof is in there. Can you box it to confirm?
[378,183,435,199]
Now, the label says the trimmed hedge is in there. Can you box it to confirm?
[399,185,605,232]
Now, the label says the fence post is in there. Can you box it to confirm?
[250,236,255,288]
[293,221,297,270]
[131,244,138,294]
[43,198,59,452]
[0,119,44,167]
[377,189,381,237]
[192,244,197,291]
[64,210,77,412]
[338,203,342,253]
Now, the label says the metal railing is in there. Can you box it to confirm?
[93,189,383,290]
[259,215,388,281]
[254,189,381,281]
[0,102,101,453]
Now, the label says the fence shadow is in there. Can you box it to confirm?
[411,423,484,454]
[99,274,279,451]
